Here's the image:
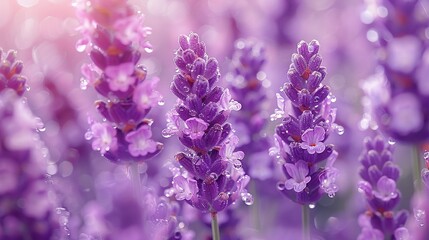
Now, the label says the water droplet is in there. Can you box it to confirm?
[84,131,93,140]
[25,85,31,91]
[330,95,337,103]
[388,138,396,145]
[414,208,426,227]
[241,192,254,205]
[144,46,153,53]
[424,151,429,160]
[164,188,175,198]
[35,118,46,132]
[328,192,335,198]
[158,99,165,106]
[233,160,242,169]
[209,172,218,180]
[55,207,70,226]
[161,129,174,138]
[309,203,316,209]
[75,41,87,53]
[80,78,88,90]
[277,181,285,190]
[335,124,344,135]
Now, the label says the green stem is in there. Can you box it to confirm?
[129,162,142,197]
[302,205,310,240]
[211,212,221,240]
[412,145,422,191]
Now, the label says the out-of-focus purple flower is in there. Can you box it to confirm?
[165,33,252,214]
[90,122,118,154]
[105,62,136,92]
[357,135,408,238]
[0,87,59,239]
[226,39,273,181]
[361,0,429,143]
[75,0,163,163]
[80,170,187,240]
[273,40,339,204]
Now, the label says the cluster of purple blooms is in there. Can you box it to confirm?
[0,50,60,239]
[357,136,409,240]
[80,170,184,240]
[362,0,429,143]
[164,33,253,214]
[75,0,163,163]
[272,40,339,204]
[226,39,272,180]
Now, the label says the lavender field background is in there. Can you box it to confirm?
[0,0,428,239]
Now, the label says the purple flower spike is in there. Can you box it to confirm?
[284,161,311,193]
[76,0,163,163]
[358,135,409,238]
[300,126,326,154]
[273,40,338,204]
[166,33,252,214]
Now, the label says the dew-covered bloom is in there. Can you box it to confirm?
[164,33,252,213]
[272,40,339,204]
[226,39,272,180]
[0,49,27,96]
[0,89,59,239]
[75,0,163,163]
[361,0,429,143]
[80,171,187,240]
[357,136,409,239]
[422,152,429,189]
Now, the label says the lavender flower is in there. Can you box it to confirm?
[357,135,409,239]
[226,39,273,180]
[272,40,339,204]
[75,0,163,163]
[361,0,429,143]
[0,51,59,239]
[165,33,252,214]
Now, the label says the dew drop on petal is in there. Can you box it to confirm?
[164,187,175,198]
[309,203,316,209]
[161,129,174,138]
[277,181,285,190]
[424,151,429,160]
[241,192,254,206]
[158,99,165,106]
[388,138,396,145]
[414,208,426,227]
[84,131,93,140]
[80,77,88,90]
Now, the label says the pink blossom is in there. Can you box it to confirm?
[105,62,136,92]
[91,122,118,154]
[125,125,157,157]
[133,77,162,112]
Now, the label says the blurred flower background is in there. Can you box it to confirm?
[0,0,428,239]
